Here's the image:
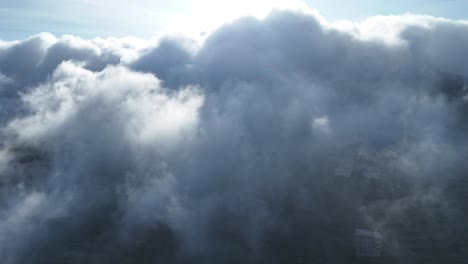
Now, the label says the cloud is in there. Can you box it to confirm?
[131,36,198,89]
[1,8,468,263]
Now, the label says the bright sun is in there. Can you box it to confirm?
[168,0,313,38]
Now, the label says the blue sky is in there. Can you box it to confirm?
[1,0,467,40]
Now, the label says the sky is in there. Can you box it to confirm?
[2,1,468,263]
[1,0,468,40]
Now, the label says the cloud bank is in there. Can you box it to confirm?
[1,9,468,263]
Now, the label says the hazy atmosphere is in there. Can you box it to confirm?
[1,1,468,263]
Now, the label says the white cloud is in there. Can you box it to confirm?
[311,115,331,135]
[0,9,468,262]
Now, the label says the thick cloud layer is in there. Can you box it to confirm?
[1,9,468,263]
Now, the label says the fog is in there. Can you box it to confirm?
[1,9,468,263]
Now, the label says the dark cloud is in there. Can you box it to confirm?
[132,37,198,89]
[1,9,468,263]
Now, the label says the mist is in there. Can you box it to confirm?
[1,9,468,264]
